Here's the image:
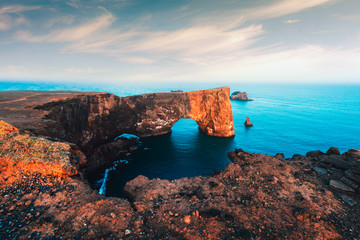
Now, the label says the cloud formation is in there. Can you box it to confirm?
[1,0,359,83]
[0,5,40,30]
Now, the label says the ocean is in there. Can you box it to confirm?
[1,81,360,197]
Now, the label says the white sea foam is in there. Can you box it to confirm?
[99,167,114,196]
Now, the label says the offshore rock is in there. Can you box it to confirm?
[230,91,253,101]
[244,117,253,127]
[1,87,235,153]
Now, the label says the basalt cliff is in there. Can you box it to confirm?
[1,87,234,154]
[1,88,359,239]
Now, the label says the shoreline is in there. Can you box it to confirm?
[0,89,359,239]
[1,120,359,239]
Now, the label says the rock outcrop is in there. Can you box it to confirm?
[244,116,253,127]
[1,87,234,153]
[230,91,253,101]
[1,121,360,239]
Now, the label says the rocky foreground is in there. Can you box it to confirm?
[1,121,359,239]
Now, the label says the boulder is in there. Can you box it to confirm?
[342,149,360,161]
[330,180,355,193]
[313,167,328,175]
[326,147,340,155]
[306,150,325,158]
[321,155,355,170]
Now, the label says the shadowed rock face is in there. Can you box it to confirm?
[32,87,234,152]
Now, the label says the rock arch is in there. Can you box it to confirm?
[28,87,235,152]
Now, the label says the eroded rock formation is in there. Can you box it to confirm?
[21,87,234,151]
[230,91,253,101]
[244,116,253,127]
[1,121,360,239]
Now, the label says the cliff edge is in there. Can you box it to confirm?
[1,87,234,153]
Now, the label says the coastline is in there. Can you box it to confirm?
[0,89,359,239]
[1,120,359,238]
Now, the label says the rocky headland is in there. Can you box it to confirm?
[230,91,253,101]
[0,88,359,239]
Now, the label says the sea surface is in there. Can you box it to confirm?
[1,81,360,197]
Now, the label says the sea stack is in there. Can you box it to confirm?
[230,91,253,101]
[244,117,253,127]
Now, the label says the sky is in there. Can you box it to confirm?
[0,0,359,84]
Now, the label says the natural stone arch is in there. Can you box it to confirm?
[34,87,235,152]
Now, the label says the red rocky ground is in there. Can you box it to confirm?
[1,121,360,239]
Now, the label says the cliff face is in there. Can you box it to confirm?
[188,88,234,137]
[33,87,235,152]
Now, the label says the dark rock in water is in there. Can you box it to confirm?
[244,117,253,127]
[313,167,328,175]
[326,147,340,155]
[230,91,253,101]
[329,180,355,193]
[275,153,284,159]
[306,150,325,158]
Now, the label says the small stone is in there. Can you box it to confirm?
[184,215,191,224]
[125,229,131,235]
[169,211,174,216]
[340,195,357,206]
[313,167,327,175]
[330,180,355,193]
[110,213,116,219]
[274,153,284,159]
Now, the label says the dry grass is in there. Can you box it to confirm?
[0,120,76,176]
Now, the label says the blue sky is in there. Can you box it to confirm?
[0,0,359,83]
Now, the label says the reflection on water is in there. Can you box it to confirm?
[105,119,235,197]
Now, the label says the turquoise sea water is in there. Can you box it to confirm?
[1,81,360,197]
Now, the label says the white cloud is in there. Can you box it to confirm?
[16,12,115,42]
[65,0,81,9]
[243,0,330,21]
[66,67,109,73]
[167,45,360,83]
[0,5,40,30]
[45,16,76,28]
[0,65,26,76]
[283,19,301,24]
[0,5,40,14]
